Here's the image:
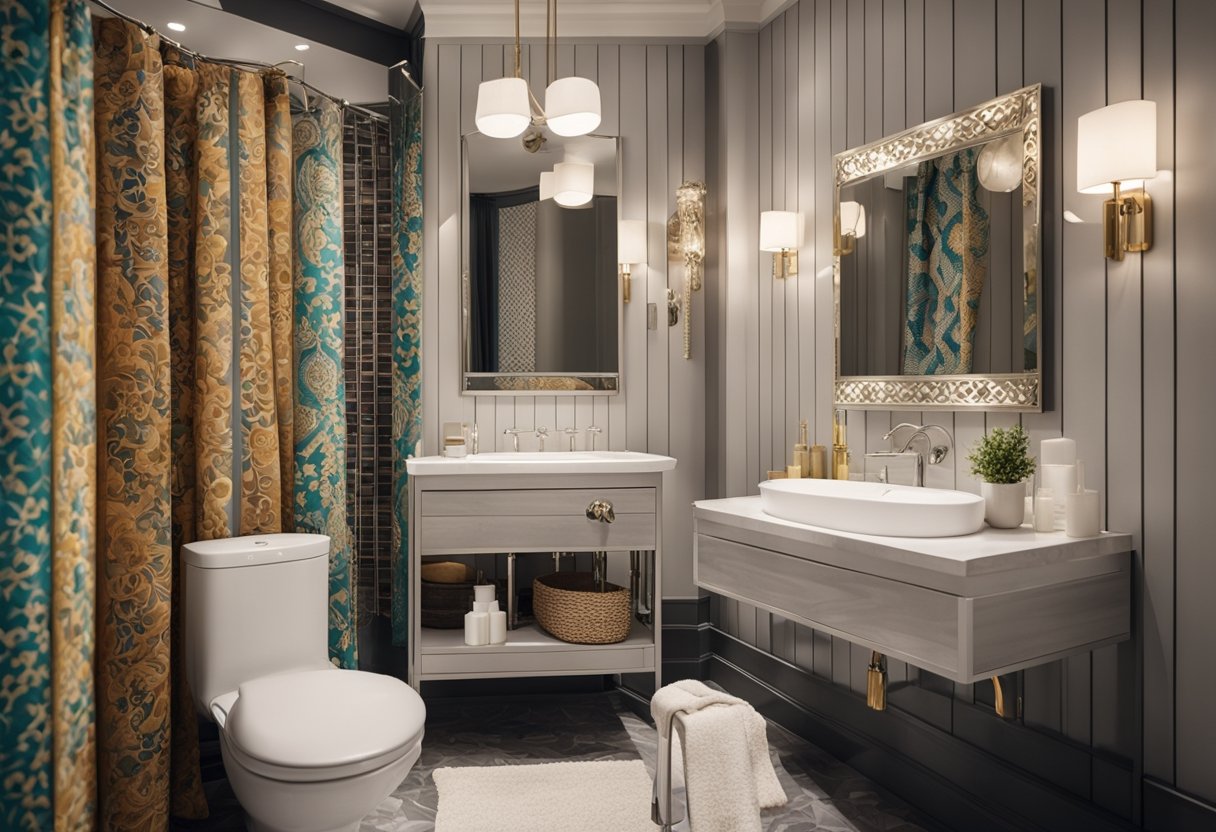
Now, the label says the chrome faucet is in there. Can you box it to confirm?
[469,424,479,455]
[881,423,953,486]
[586,425,603,451]
[563,427,580,451]
[535,426,549,451]
[503,427,523,452]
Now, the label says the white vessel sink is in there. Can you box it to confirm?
[407,450,677,476]
[759,479,985,537]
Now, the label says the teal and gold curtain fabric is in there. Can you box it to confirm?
[292,95,357,668]
[0,1,97,828]
[391,80,423,647]
[902,148,990,375]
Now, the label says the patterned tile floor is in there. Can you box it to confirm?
[178,690,935,831]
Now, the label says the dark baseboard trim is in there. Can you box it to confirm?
[710,630,1139,832]
[1144,779,1216,832]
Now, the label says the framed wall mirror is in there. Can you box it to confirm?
[461,131,622,395]
[834,83,1043,411]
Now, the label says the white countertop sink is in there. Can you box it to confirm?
[406,450,677,476]
[759,478,985,537]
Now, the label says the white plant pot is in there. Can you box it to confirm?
[981,481,1026,529]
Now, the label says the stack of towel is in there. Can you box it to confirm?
[651,679,787,832]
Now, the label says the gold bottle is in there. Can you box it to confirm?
[793,419,811,478]
[832,408,850,480]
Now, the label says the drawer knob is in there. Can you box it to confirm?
[586,499,615,524]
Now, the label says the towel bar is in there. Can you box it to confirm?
[652,709,691,832]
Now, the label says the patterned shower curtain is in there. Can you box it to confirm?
[902,148,990,375]
[391,77,423,647]
[0,1,96,828]
[293,95,357,668]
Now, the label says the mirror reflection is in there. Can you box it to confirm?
[463,132,619,392]
[838,131,1036,378]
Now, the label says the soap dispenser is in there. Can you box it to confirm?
[832,409,850,480]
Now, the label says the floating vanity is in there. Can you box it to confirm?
[694,496,1132,684]
[407,451,676,690]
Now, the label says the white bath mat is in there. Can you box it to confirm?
[432,759,657,832]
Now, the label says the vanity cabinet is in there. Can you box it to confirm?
[694,498,1132,684]
[407,463,671,691]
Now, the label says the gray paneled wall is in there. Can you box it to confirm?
[708,0,1215,818]
[422,40,707,597]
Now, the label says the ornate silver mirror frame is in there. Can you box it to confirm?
[833,83,1043,411]
[460,133,624,396]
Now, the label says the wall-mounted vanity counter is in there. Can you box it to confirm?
[694,497,1132,684]
[407,452,675,691]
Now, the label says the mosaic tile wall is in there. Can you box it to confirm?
[342,110,393,620]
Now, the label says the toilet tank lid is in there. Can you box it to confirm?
[182,533,329,569]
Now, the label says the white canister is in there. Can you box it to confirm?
[982,481,1027,529]
[473,584,496,604]
[489,610,508,645]
[464,611,490,646]
[1065,489,1101,538]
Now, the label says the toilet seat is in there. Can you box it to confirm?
[219,667,425,783]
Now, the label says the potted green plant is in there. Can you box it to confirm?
[967,425,1036,528]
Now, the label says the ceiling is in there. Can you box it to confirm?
[416,0,794,39]
[329,0,421,30]
[102,0,390,102]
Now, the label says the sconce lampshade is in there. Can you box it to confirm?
[539,170,555,201]
[545,77,602,137]
[839,201,866,238]
[1077,99,1157,194]
[759,211,801,251]
[553,161,594,207]
[618,220,647,265]
[475,77,531,139]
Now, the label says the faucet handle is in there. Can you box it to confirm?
[535,426,549,452]
[502,427,523,452]
[586,425,603,451]
[563,427,581,451]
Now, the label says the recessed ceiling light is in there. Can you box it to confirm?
[166,21,186,32]
[294,43,310,51]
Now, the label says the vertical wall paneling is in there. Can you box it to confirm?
[1175,0,1216,804]
[424,39,707,600]
[709,0,1211,820]
[1140,0,1176,786]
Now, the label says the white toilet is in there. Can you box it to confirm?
[184,533,425,832]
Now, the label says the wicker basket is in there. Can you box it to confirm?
[420,579,475,629]
[533,572,632,644]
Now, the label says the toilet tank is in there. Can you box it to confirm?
[183,533,331,717]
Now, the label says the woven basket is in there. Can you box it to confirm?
[533,572,632,644]
[420,579,475,629]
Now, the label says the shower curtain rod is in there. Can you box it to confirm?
[88,0,392,123]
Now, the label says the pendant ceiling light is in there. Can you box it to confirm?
[474,0,602,141]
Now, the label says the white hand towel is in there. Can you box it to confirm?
[652,679,786,831]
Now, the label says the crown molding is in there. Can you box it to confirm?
[418,0,795,41]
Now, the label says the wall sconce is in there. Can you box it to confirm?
[617,220,646,304]
[759,211,801,279]
[834,201,866,255]
[1077,99,1157,261]
[667,181,707,359]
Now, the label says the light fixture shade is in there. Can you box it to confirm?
[839,201,866,238]
[475,77,531,139]
[545,77,602,137]
[553,161,594,207]
[759,211,801,251]
[978,133,1024,193]
[539,171,555,201]
[1077,99,1157,194]
[618,220,647,265]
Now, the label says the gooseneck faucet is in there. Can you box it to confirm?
[503,427,523,452]
[535,426,549,451]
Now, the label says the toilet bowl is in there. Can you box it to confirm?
[184,534,425,832]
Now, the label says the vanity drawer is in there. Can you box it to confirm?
[418,488,657,552]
